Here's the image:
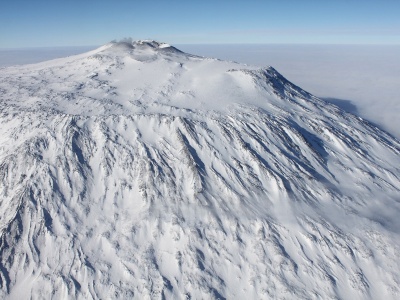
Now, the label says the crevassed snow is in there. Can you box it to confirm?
[0,40,399,299]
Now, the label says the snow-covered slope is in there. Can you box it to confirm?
[0,39,399,299]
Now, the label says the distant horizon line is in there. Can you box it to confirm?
[1,42,400,50]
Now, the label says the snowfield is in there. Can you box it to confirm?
[0,39,399,299]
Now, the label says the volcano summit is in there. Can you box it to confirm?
[0,40,399,299]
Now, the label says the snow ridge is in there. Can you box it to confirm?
[0,40,399,299]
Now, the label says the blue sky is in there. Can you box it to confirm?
[1,0,399,47]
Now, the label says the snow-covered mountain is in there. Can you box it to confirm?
[0,39,399,299]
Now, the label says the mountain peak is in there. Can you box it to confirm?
[102,38,183,56]
[0,39,400,299]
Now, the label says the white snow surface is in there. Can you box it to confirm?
[0,40,400,299]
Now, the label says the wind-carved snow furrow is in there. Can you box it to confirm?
[176,128,205,197]
[210,166,242,201]
[244,118,322,190]
[229,120,296,198]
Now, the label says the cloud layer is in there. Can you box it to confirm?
[178,44,400,139]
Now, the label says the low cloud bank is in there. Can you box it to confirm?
[0,46,96,67]
[178,44,400,139]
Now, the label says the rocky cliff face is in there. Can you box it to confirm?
[0,40,399,299]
